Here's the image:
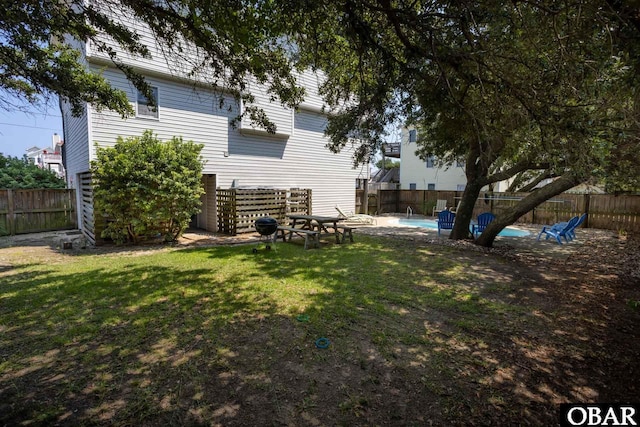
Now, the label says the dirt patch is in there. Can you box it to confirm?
[0,229,258,264]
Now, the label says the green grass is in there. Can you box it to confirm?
[0,235,538,425]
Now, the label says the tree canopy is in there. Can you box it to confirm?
[375,159,400,170]
[0,154,66,189]
[1,0,304,127]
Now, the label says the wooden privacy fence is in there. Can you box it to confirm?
[217,188,311,235]
[357,189,640,233]
[0,189,77,236]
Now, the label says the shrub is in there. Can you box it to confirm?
[91,130,204,244]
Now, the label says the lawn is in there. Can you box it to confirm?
[1,234,638,425]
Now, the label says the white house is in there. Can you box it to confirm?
[392,127,511,192]
[60,17,363,243]
[25,134,66,179]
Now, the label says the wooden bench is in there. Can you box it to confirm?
[335,225,355,243]
[277,226,320,249]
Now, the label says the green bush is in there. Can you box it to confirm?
[91,130,204,244]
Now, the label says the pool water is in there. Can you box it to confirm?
[396,218,531,237]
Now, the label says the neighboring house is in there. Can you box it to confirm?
[387,128,605,196]
[564,183,606,194]
[390,127,511,192]
[60,17,362,243]
[25,134,66,179]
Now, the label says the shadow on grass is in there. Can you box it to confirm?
[1,250,285,425]
[1,234,638,426]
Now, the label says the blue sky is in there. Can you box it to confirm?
[0,99,64,158]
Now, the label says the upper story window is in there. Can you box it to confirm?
[456,160,465,168]
[137,87,159,119]
[425,156,435,168]
[408,129,417,143]
[427,183,436,190]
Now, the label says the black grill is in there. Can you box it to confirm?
[255,217,278,235]
[253,217,278,253]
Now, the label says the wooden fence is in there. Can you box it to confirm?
[0,189,77,236]
[357,189,640,233]
[217,188,311,235]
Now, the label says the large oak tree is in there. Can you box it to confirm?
[284,0,639,246]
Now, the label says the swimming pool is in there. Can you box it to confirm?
[395,218,531,237]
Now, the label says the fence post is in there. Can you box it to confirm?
[584,194,591,228]
[532,206,536,225]
[7,189,14,235]
[423,190,427,215]
[362,179,369,214]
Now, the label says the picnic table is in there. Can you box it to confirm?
[277,214,354,248]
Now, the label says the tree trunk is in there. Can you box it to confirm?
[475,173,584,247]
[451,146,488,239]
[450,182,483,239]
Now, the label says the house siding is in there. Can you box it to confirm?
[399,137,467,191]
[297,71,328,112]
[80,67,360,217]
[60,100,90,189]
[88,67,231,152]
[87,12,194,79]
[85,15,319,141]
[216,109,361,215]
[240,80,293,138]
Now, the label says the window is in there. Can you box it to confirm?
[456,184,466,191]
[409,183,417,190]
[427,183,436,190]
[137,87,159,119]
[409,129,417,143]
[425,156,435,168]
[456,160,466,168]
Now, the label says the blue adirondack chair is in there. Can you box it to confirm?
[566,213,587,240]
[548,215,578,241]
[549,213,587,242]
[437,210,456,236]
[537,216,580,244]
[472,212,496,237]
